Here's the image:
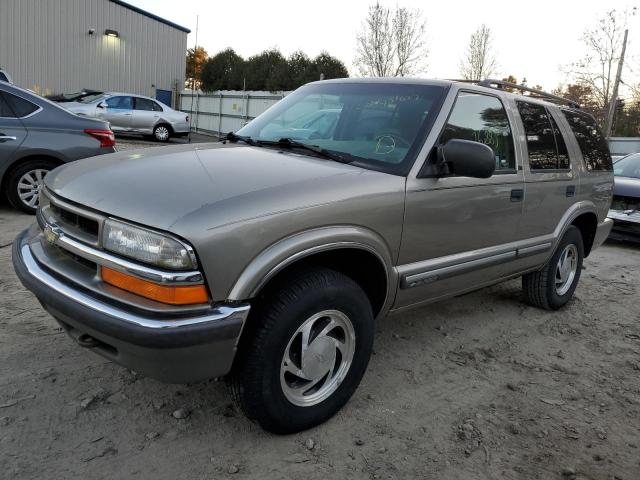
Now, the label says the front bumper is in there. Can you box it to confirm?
[12,228,250,383]
[608,209,640,241]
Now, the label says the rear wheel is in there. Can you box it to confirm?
[6,159,58,214]
[153,124,171,142]
[228,267,374,434]
[522,226,584,310]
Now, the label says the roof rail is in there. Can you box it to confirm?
[476,79,580,109]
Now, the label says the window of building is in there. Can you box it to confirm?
[440,92,516,172]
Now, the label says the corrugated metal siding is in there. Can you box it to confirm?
[0,0,187,100]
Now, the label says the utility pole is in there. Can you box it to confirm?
[604,28,628,138]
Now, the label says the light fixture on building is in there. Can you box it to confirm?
[104,29,119,38]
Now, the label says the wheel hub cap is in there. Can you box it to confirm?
[555,244,578,296]
[17,168,49,208]
[280,309,355,407]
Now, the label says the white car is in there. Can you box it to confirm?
[65,92,190,142]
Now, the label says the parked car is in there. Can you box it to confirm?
[0,82,115,213]
[47,89,104,103]
[13,78,613,433]
[608,152,640,241]
[608,137,640,163]
[65,92,190,142]
[0,69,13,84]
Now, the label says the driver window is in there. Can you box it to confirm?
[106,96,133,110]
[440,92,515,171]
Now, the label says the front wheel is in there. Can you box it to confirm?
[228,267,374,434]
[522,226,584,310]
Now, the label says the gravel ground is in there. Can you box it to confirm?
[1,203,639,480]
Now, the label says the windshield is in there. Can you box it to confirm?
[77,93,106,104]
[614,153,640,179]
[237,82,448,175]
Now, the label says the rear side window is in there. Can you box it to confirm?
[517,101,569,170]
[0,94,16,117]
[440,92,516,171]
[134,98,156,111]
[153,102,163,112]
[561,109,612,171]
[1,92,39,118]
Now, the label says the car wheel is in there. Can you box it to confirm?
[153,124,171,142]
[522,226,584,310]
[228,267,374,434]
[6,159,58,214]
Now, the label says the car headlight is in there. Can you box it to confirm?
[102,218,197,270]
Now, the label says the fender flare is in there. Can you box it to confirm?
[227,225,398,314]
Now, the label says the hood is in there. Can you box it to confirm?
[613,175,640,198]
[45,143,386,233]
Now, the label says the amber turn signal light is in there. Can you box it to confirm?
[101,266,209,305]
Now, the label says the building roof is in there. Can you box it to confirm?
[108,0,191,33]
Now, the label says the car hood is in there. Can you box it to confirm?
[44,143,388,233]
[613,176,640,198]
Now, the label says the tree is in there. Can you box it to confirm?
[244,49,289,91]
[354,2,428,77]
[459,24,497,80]
[565,8,636,127]
[185,46,208,89]
[311,52,349,81]
[200,48,245,91]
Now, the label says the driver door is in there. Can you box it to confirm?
[99,96,133,132]
[396,90,525,308]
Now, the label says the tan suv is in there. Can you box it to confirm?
[13,78,614,433]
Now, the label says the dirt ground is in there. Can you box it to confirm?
[1,202,639,480]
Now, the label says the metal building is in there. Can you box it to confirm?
[0,0,190,107]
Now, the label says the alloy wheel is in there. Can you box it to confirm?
[17,168,48,209]
[155,126,169,141]
[280,310,356,407]
[555,244,578,296]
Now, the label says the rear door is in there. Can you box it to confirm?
[0,90,30,166]
[514,100,576,239]
[100,96,133,131]
[131,97,159,134]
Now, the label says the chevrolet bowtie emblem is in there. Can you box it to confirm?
[43,224,61,244]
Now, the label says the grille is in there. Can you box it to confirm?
[44,202,101,246]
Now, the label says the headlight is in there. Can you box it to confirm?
[102,218,197,270]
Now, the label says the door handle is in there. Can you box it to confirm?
[566,185,576,197]
[0,135,17,142]
[510,189,524,202]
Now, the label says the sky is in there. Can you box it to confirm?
[128,0,639,91]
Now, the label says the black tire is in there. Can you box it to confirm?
[153,124,171,142]
[228,267,374,434]
[5,159,58,214]
[522,226,584,310]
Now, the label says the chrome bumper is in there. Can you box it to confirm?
[13,228,250,382]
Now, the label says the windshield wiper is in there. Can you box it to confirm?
[258,137,356,164]
[225,131,258,146]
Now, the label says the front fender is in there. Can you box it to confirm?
[227,225,397,306]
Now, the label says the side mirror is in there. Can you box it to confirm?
[438,139,496,179]
[97,101,108,109]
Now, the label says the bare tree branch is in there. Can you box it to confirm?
[459,24,498,81]
[355,2,428,77]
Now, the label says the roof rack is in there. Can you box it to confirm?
[475,79,580,109]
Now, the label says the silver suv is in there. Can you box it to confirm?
[13,78,614,433]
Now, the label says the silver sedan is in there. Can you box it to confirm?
[65,93,190,142]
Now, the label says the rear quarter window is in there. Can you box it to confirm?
[1,92,39,117]
[561,109,612,171]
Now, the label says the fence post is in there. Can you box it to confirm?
[218,92,223,137]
